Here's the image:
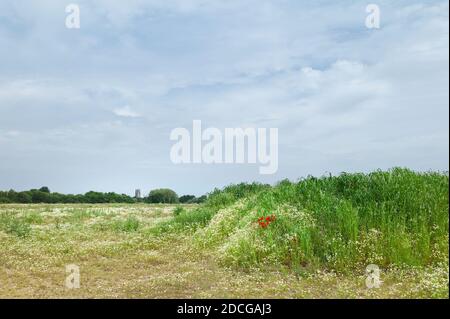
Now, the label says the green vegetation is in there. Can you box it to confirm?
[112,216,140,232]
[0,188,136,204]
[173,206,185,216]
[0,187,207,205]
[179,195,195,203]
[156,168,449,273]
[150,206,215,235]
[145,188,179,204]
[0,213,32,238]
[179,195,208,204]
[0,168,447,298]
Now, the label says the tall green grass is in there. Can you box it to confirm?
[162,168,448,272]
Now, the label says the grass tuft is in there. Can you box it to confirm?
[0,213,32,238]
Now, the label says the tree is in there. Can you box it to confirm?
[17,192,32,203]
[0,191,11,203]
[29,189,51,203]
[39,186,51,193]
[179,195,196,203]
[84,191,107,203]
[195,195,207,203]
[7,189,18,202]
[146,189,179,204]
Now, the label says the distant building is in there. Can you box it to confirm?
[135,189,141,199]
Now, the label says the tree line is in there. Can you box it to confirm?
[0,187,206,204]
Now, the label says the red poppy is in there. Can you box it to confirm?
[257,214,276,228]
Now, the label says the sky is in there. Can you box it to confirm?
[0,0,448,196]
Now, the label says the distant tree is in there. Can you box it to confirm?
[146,189,179,204]
[17,192,32,203]
[0,191,11,203]
[49,192,65,203]
[195,195,207,203]
[179,195,196,203]
[0,188,139,204]
[74,194,85,203]
[7,189,18,202]
[84,191,106,203]
[29,189,51,203]
[39,186,51,193]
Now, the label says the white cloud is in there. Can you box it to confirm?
[113,105,141,118]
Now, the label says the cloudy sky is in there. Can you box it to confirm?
[0,0,448,196]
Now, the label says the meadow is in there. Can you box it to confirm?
[0,169,448,298]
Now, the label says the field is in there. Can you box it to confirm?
[0,169,448,298]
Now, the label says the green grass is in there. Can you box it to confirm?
[0,213,32,238]
[155,168,448,273]
[173,206,185,216]
[149,206,215,235]
[68,209,104,223]
[111,216,140,232]
[22,211,44,224]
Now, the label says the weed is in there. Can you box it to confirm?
[173,206,185,217]
[0,213,32,238]
[112,216,140,232]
